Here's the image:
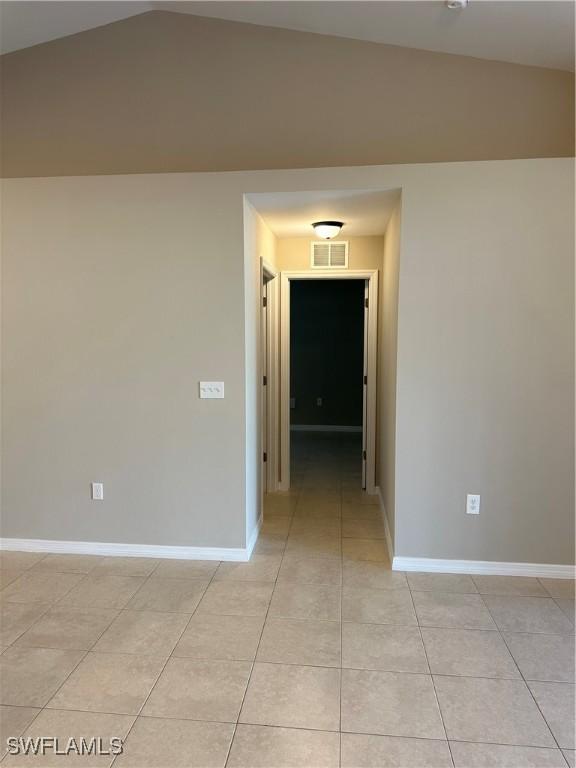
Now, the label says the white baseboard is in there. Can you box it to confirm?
[375,486,394,563]
[392,556,575,579]
[245,514,263,559]
[0,537,254,563]
[290,425,362,433]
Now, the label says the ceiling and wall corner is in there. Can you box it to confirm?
[0,8,573,177]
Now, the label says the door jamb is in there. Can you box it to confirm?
[261,260,279,494]
[279,269,379,494]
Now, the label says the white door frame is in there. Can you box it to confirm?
[279,269,379,494]
[261,260,279,494]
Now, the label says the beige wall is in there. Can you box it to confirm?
[276,236,384,273]
[378,203,402,544]
[1,11,573,178]
[1,159,573,566]
[244,206,277,538]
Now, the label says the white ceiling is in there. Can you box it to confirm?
[0,1,573,71]
[248,189,400,239]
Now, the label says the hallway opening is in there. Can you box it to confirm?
[290,279,366,490]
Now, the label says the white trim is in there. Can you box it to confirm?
[280,269,378,494]
[290,424,362,433]
[0,538,254,562]
[246,511,263,559]
[376,485,394,563]
[392,556,576,579]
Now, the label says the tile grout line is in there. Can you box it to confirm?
[406,580,456,768]
[478,590,569,759]
[223,482,296,768]
[107,558,222,766]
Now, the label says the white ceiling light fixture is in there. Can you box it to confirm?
[445,0,469,9]
[312,221,344,240]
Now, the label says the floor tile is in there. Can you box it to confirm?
[293,505,341,521]
[341,733,452,768]
[341,491,379,506]
[289,518,342,536]
[240,662,340,731]
[115,717,234,767]
[473,575,548,597]
[152,559,219,579]
[173,613,264,661]
[269,583,341,621]
[228,725,340,768]
[450,741,567,767]
[0,552,46,571]
[1,572,84,604]
[343,561,407,590]
[15,606,118,651]
[483,596,574,634]
[528,682,575,748]
[0,602,50,645]
[278,556,342,586]
[503,632,575,682]
[342,519,385,539]
[341,504,382,520]
[342,623,428,673]
[214,554,281,582]
[341,669,445,739]
[93,610,189,656]
[407,573,478,593]
[93,557,159,577]
[142,658,251,722]
[342,539,389,563]
[564,750,576,767]
[60,575,146,610]
[127,578,209,612]
[0,646,84,707]
[196,581,273,617]
[257,618,341,667]
[252,534,287,555]
[30,553,104,574]
[0,706,40,757]
[421,628,519,678]
[555,598,576,624]
[261,517,292,536]
[264,495,300,516]
[412,591,496,630]
[0,570,24,589]
[48,652,165,715]
[434,675,555,747]
[285,534,341,559]
[2,708,134,767]
[342,586,416,625]
[540,579,575,599]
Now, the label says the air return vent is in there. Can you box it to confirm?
[310,241,349,269]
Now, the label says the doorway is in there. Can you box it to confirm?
[280,269,378,494]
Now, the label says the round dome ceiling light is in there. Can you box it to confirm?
[312,221,344,240]
[445,0,469,8]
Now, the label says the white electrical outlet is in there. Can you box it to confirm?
[91,482,104,501]
[466,493,480,515]
[316,397,323,406]
[199,382,225,399]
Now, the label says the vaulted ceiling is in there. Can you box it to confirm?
[1,0,573,71]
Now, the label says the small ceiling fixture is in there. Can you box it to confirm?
[312,221,344,240]
[445,0,469,8]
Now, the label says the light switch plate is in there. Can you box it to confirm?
[199,381,225,399]
[91,482,104,500]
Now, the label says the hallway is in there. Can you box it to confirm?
[0,433,573,767]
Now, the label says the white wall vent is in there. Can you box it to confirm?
[310,241,349,269]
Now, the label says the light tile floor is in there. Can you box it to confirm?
[0,433,574,766]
